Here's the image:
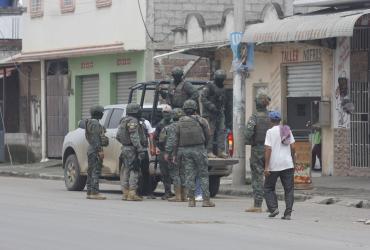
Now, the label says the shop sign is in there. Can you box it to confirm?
[303,48,321,62]
[117,58,131,66]
[281,49,299,63]
[81,61,93,69]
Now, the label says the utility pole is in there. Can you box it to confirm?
[232,0,246,186]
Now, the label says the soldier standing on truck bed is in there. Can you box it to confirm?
[116,103,147,201]
[174,100,215,207]
[200,69,228,159]
[244,93,271,212]
[163,108,187,202]
[154,104,174,200]
[85,105,109,200]
[160,67,199,109]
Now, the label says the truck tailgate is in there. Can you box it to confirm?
[208,158,238,167]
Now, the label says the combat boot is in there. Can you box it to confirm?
[207,152,217,158]
[202,199,215,207]
[188,197,196,207]
[245,207,262,213]
[217,151,228,159]
[122,188,129,200]
[87,192,106,200]
[127,189,143,201]
[180,187,187,202]
[168,186,181,202]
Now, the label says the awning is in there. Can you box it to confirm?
[10,43,125,61]
[168,41,229,58]
[242,8,370,43]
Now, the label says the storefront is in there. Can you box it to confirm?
[68,51,145,130]
[242,5,370,176]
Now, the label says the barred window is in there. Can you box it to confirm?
[30,0,43,18]
[61,0,75,13]
[96,0,112,8]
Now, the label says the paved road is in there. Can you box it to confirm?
[0,177,369,250]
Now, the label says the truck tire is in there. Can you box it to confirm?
[64,154,87,191]
[209,176,220,198]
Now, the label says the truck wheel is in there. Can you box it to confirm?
[64,154,87,191]
[209,176,220,198]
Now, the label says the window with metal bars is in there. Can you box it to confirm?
[96,0,112,8]
[61,0,75,13]
[30,0,43,18]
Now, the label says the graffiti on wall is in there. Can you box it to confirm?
[334,37,351,129]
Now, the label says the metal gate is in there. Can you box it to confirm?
[287,64,322,97]
[81,75,99,119]
[350,81,370,168]
[46,61,69,158]
[116,72,136,104]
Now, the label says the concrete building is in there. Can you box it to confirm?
[6,0,147,160]
[242,1,370,176]
[170,0,370,178]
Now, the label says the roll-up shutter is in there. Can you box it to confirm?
[287,64,322,97]
[116,72,137,104]
[81,75,99,119]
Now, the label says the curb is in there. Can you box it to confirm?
[217,187,312,202]
[0,170,64,181]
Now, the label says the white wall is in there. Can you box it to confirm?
[0,15,23,39]
[22,0,146,52]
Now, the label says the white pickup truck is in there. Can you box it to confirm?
[62,81,237,197]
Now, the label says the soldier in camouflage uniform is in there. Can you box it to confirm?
[163,108,186,202]
[154,104,173,200]
[244,93,271,212]
[175,100,215,207]
[85,105,109,200]
[160,67,199,109]
[116,103,147,201]
[201,69,227,158]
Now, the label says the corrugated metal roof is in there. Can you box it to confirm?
[242,8,370,43]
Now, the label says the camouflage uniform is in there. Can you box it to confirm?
[201,70,227,158]
[154,105,173,199]
[117,103,147,201]
[160,67,199,109]
[165,108,186,202]
[175,100,215,207]
[244,93,271,211]
[85,105,109,200]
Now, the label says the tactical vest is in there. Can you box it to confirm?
[169,81,188,108]
[254,112,270,145]
[208,82,225,110]
[119,117,148,147]
[157,127,167,151]
[178,116,205,147]
[85,119,108,146]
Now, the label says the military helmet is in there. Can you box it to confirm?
[126,103,141,114]
[255,93,271,107]
[172,108,185,120]
[171,67,184,77]
[214,69,226,80]
[90,105,104,117]
[183,100,198,111]
[162,104,172,113]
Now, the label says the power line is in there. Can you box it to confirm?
[137,0,172,43]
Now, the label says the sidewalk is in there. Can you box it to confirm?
[0,161,369,207]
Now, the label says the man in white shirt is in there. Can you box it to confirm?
[140,118,156,199]
[264,111,296,220]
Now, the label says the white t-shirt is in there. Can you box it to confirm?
[141,119,155,134]
[264,125,295,171]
